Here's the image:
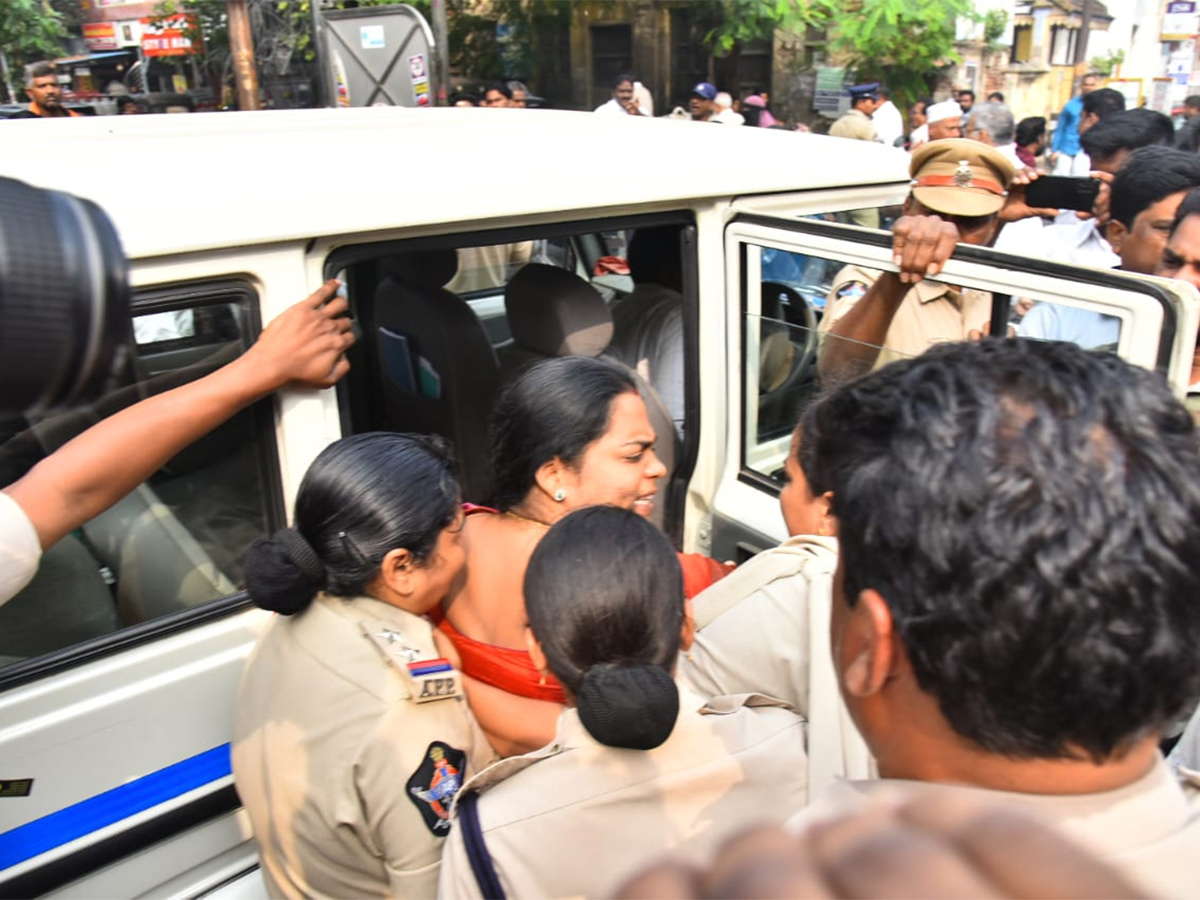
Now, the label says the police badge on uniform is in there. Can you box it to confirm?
[407,741,466,835]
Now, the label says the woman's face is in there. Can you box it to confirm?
[779,428,833,537]
[559,391,667,518]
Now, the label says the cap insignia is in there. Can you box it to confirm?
[954,160,973,188]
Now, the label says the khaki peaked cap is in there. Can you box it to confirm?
[910,138,1016,217]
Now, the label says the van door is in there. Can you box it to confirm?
[712,214,1200,560]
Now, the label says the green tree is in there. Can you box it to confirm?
[1089,48,1124,77]
[831,0,976,104]
[702,0,977,107]
[705,0,828,57]
[0,0,67,102]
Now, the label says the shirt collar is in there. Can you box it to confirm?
[819,757,1191,856]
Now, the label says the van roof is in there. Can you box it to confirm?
[0,107,911,259]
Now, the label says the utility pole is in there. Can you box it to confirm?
[0,50,14,105]
[227,0,261,110]
[311,0,325,107]
[1075,0,1093,68]
[431,0,449,105]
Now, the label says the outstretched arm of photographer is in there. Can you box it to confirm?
[817,216,958,384]
[3,279,354,558]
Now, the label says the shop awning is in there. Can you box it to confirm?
[54,50,136,67]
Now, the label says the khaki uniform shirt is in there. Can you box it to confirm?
[232,594,491,899]
[828,108,878,142]
[789,759,1200,900]
[678,535,874,796]
[438,687,807,899]
[819,264,992,364]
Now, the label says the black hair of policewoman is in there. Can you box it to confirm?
[524,505,683,750]
[488,356,638,511]
[244,432,460,615]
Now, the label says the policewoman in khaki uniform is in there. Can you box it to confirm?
[818,139,1016,380]
[232,433,491,899]
[438,508,808,900]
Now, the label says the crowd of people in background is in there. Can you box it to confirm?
[11,49,1200,900]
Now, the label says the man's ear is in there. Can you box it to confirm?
[1106,218,1127,255]
[379,547,415,596]
[525,626,549,676]
[841,588,898,699]
[680,598,696,652]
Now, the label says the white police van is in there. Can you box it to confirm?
[0,108,1195,897]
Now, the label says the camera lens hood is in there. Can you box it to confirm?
[0,176,131,415]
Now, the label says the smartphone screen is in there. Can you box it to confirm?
[1025,176,1101,213]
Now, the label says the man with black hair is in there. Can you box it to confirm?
[995,108,1175,265]
[1104,145,1200,274]
[872,86,904,147]
[1080,86,1126,136]
[1082,107,1175,171]
[956,88,975,114]
[595,73,648,117]
[1012,146,1200,347]
[1050,72,1100,174]
[792,338,1200,898]
[480,83,512,108]
[18,62,77,119]
[1157,186,1200,294]
[1153,187,1200,420]
[1051,87,1129,203]
[1015,115,1046,167]
[830,84,881,142]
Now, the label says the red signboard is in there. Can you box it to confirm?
[83,22,120,51]
[140,14,198,57]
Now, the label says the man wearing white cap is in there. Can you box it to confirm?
[927,99,964,139]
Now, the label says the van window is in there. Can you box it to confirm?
[0,283,278,675]
[740,242,1129,486]
[330,215,692,517]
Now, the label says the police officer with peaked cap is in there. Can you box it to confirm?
[830,83,885,227]
[830,83,882,142]
[818,138,1017,380]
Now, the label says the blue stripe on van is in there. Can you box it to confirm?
[0,743,232,871]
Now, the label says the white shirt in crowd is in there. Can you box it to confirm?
[872,99,904,147]
[0,492,40,606]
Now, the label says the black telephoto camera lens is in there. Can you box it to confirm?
[0,175,131,416]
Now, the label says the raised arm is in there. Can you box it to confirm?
[817,216,958,383]
[5,279,354,552]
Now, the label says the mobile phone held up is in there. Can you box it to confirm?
[1024,176,1102,213]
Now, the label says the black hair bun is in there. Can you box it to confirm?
[576,663,679,750]
[243,530,325,615]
